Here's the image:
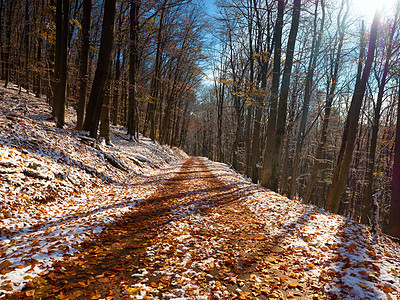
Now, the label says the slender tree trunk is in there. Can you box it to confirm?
[24,0,30,92]
[112,45,121,125]
[127,0,140,140]
[388,80,400,239]
[289,0,325,199]
[262,0,299,190]
[245,106,253,176]
[326,9,380,213]
[0,0,4,80]
[100,69,112,145]
[231,106,242,171]
[83,0,116,138]
[249,1,276,183]
[304,0,349,204]
[35,36,42,97]
[362,16,396,224]
[216,67,225,162]
[145,1,166,140]
[4,1,15,88]
[76,0,91,130]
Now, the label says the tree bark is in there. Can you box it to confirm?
[83,0,116,138]
[325,9,380,213]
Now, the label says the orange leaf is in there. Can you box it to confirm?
[279,277,287,282]
[382,284,393,293]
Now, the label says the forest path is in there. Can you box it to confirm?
[9,156,324,299]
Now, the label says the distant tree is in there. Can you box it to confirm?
[83,0,116,138]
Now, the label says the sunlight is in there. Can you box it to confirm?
[352,0,398,20]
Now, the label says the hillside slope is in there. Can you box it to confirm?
[0,84,187,295]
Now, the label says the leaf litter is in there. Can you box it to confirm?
[0,83,399,299]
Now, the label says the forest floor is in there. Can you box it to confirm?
[0,83,400,300]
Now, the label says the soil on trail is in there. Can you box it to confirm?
[9,157,326,300]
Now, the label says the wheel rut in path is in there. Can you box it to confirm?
[10,157,326,299]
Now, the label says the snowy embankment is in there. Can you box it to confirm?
[0,84,187,294]
[208,161,400,299]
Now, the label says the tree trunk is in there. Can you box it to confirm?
[262,0,299,191]
[100,71,112,145]
[24,0,30,92]
[4,1,15,88]
[145,1,166,140]
[249,0,276,183]
[112,44,121,125]
[325,10,380,213]
[127,0,140,139]
[289,0,325,199]
[362,15,396,224]
[388,80,400,239]
[76,0,91,130]
[83,0,116,138]
[53,0,69,128]
[304,0,349,204]
[0,0,4,80]
[244,106,253,176]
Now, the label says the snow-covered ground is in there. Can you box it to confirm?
[0,83,399,299]
[211,161,400,299]
[0,84,187,295]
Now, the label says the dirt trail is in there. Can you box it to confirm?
[9,157,326,299]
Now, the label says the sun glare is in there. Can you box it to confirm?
[352,0,398,21]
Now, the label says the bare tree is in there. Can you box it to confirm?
[326,9,381,213]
